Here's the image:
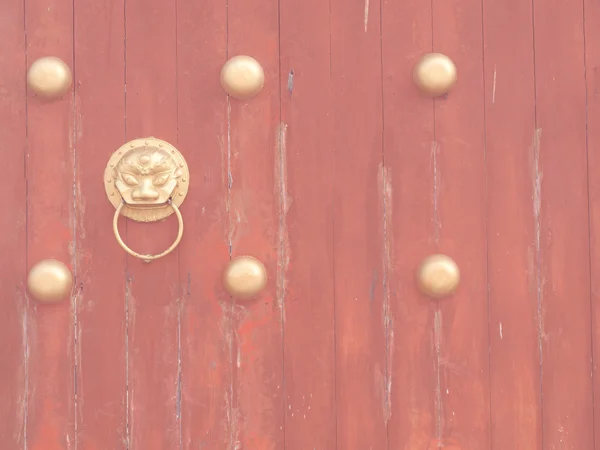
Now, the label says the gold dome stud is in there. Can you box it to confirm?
[416,254,460,299]
[223,256,267,299]
[27,259,73,303]
[27,56,73,99]
[220,55,265,100]
[412,53,457,97]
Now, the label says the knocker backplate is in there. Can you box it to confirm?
[104,137,190,223]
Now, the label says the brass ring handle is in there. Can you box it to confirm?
[112,200,184,262]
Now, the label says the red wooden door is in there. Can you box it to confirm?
[1,0,599,448]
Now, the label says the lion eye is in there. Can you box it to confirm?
[122,174,139,186]
[153,173,171,186]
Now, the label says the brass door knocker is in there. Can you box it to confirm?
[104,137,189,262]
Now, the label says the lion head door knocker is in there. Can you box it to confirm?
[104,137,189,262]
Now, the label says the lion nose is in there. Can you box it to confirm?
[131,182,160,201]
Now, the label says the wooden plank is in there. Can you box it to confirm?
[278,0,336,447]
[176,1,230,449]
[586,0,600,443]
[533,0,594,446]
[226,0,283,447]
[24,0,76,448]
[124,0,180,447]
[381,0,437,448]
[432,0,490,447]
[483,0,542,447]
[0,0,27,446]
[329,0,388,448]
[73,0,127,448]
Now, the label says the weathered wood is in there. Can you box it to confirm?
[25,0,76,448]
[484,0,542,447]
[533,0,594,445]
[1,1,598,447]
[73,0,127,448]
[330,0,389,448]
[433,0,490,446]
[124,0,180,447]
[0,0,27,447]
[176,0,230,448]
[381,0,438,447]
[279,0,336,447]
[226,0,284,447]
[586,0,600,444]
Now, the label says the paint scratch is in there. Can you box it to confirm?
[222,102,247,251]
[364,0,370,32]
[224,389,241,450]
[531,129,543,228]
[225,99,234,250]
[431,141,441,244]
[70,91,81,450]
[431,141,442,448]
[434,310,443,448]
[125,275,134,449]
[223,89,241,450]
[176,297,182,449]
[378,163,394,424]
[287,69,294,94]
[492,65,497,104]
[18,291,28,448]
[529,128,545,384]
[221,301,240,450]
[275,123,291,322]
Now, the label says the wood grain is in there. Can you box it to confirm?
[25,0,76,448]
[533,0,594,445]
[484,0,542,447]
[278,0,336,447]
[381,0,438,447]
[586,0,600,443]
[3,3,599,448]
[176,0,230,448]
[432,0,490,446]
[329,0,389,448]
[124,0,180,447]
[0,0,27,447]
[226,0,284,447]
[74,0,127,448]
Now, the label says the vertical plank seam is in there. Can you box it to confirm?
[327,0,337,447]
[430,0,443,445]
[226,96,238,450]
[275,0,287,446]
[224,3,237,447]
[378,0,392,445]
[276,121,287,450]
[70,0,79,446]
[582,0,597,444]
[432,140,441,448]
[530,0,544,445]
[479,0,493,445]
[123,0,130,446]
[174,0,183,447]
[22,0,30,446]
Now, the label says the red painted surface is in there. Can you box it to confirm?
[485,0,542,448]
[383,0,437,447]
[25,1,75,449]
[177,0,230,448]
[74,0,128,447]
[0,0,27,448]
[329,1,389,449]
[227,0,284,447]
[279,0,336,447]
[0,0,599,448]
